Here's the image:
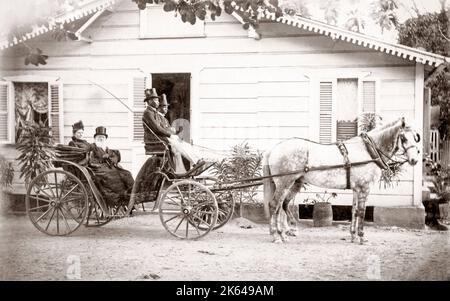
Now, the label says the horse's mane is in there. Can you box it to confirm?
[367,118,403,153]
[369,118,401,133]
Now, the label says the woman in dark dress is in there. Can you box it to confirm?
[68,120,91,166]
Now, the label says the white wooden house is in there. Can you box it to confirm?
[1,0,448,219]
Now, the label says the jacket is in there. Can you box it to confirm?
[142,107,172,152]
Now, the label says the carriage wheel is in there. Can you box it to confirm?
[26,170,89,236]
[159,180,218,240]
[212,190,235,230]
[85,200,112,227]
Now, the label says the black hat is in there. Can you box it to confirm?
[144,88,159,102]
[72,120,84,133]
[94,126,108,139]
[160,94,169,106]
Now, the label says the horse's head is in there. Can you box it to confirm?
[396,118,421,166]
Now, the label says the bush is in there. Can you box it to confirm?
[212,142,262,217]
[15,121,55,186]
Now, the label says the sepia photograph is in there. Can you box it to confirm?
[0,0,449,285]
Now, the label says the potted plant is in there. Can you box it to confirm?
[304,191,336,227]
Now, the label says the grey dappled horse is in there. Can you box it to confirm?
[263,118,421,244]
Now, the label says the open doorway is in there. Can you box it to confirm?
[152,73,191,169]
[151,73,191,141]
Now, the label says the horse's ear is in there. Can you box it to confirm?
[401,117,406,128]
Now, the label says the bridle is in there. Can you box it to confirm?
[375,128,421,168]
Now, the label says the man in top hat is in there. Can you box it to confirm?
[142,88,173,152]
[142,88,203,169]
[89,126,134,207]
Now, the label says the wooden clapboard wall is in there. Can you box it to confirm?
[0,0,420,205]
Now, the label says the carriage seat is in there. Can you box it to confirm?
[145,141,169,155]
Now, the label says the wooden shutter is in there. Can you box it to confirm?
[337,120,358,141]
[49,82,63,144]
[132,76,148,141]
[362,81,376,113]
[319,81,333,143]
[0,82,10,143]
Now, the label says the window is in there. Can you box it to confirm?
[336,79,358,141]
[0,77,63,144]
[139,4,205,39]
[318,78,377,143]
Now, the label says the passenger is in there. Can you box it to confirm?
[89,126,134,207]
[68,120,91,165]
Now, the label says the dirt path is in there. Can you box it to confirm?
[0,213,449,280]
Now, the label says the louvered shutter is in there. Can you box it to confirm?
[362,81,376,113]
[337,120,358,141]
[319,81,333,143]
[49,82,63,144]
[0,82,10,143]
[133,76,148,141]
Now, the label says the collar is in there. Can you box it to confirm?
[148,106,157,112]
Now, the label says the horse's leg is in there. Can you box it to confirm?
[350,187,360,243]
[283,181,302,237]
[357,185,370,245]
[273,180,294,243]
[268,193,280,243]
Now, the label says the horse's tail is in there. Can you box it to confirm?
[262,151,275,220]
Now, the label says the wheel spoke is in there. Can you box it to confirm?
[61,204,84,222]
[45,208,57,232]
[191,214,212,228]
[29,203,50,212]
[191,218,201,235]
[35,206,54,223]
[174,215,186,233]
[59,184,79,203]
[43,177,56,198]
[163,212,183,223]
[176,186,186,205]
[185,216,189,238]
[58,208,72,233]
[165,196,182,207]
[54,172,59,199]
[56,206,60,234]
[35,185,54,200]
[32,195,51,204]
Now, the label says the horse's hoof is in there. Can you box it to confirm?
[281,235,289,243]
[272,236,283,244]
[286,229,297,237]
[358,237,368,245]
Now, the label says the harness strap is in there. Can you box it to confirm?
[337,141,351,189]
[360,133,389,170]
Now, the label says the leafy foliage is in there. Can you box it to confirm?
[345,9,365,33]
[132,0,282,29]
[212,142,262,209]
[371,0,399,33]
[15,121,56,185]
[398,9,450,140]
[424,156,450,203]
[303,191,337,205]
[0,155,14,189]
[358,112,382,133]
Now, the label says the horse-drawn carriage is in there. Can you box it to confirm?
[25,142,236,239]
[25,117,421,244]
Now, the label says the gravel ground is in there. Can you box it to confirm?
[0,213,449,281]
